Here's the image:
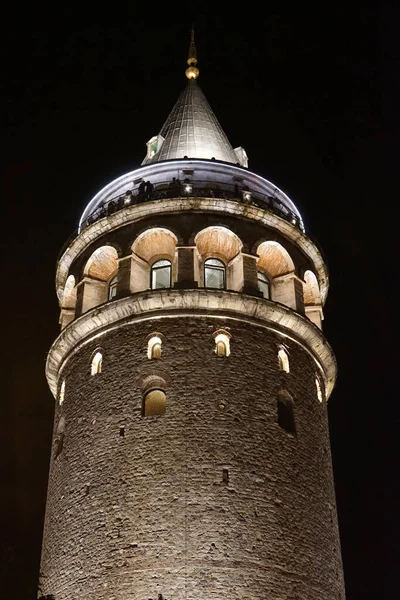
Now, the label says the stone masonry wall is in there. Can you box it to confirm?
[39,316,345,600]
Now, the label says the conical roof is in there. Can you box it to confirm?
[142,79,239,165]
[142,30,241,166]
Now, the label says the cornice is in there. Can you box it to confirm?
[47,289,336,400]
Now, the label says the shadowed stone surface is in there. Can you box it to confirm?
[40,317,345,599]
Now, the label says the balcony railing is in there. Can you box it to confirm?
[59,179,303,259]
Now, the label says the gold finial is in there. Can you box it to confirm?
[185,26,199,80]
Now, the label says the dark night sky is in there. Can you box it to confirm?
[1,3,398,598]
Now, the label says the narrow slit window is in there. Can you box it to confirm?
[214,332,231,357]
[316,377,324,403]
[204,258,226,289]
[143,389,166,417]
[59,379,65,406]
[257,271,270,299]
[151,259,172,289]
[91,351,103,376]
[147,335,162,359]
[54,415,66,459]
[277,391,296,434]
[278,347,290,373]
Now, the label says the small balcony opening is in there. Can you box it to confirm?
[278,347,290,373]
[148,335,162,360]
[91,351,103,376]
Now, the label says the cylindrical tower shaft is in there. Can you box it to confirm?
[38,34,345,600]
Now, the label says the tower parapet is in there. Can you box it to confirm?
[39,33,345,600]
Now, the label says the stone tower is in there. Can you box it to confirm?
[39,33,346,600]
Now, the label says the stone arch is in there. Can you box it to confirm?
[188,221,245,249]
[91,350,103,376]
[303,270,324,329]
[130,228,178,293]
[147,334,163,359]
[194,226,242,262]
[59,274,77,329]
[303,270,321,305]
[140,374,168,417]
[194,226,243,290]
[278,346,290,373]
[62,275,77,309]
[84,246,119,280]
[77,246,119,314]
[256,241,301,310]
[256,241,295,278]
[131,227,178,263]
[213,329,231,357]
[130,223,184,249]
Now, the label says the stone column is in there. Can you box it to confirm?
[116,255,133,298]
[241,253,262,296]
[227,253,244,292]
[130,254,150,293]
[174,246,198,289]
[305,305,324,329]
[272,273,305,312]
[59,308,75,330]
[75,277,107,316]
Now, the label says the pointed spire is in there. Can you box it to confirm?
[187,26,197,64]
[142,28,241,165]
[185,27,199,80]
[142,81,238,164]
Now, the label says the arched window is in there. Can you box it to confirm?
[143,389,166,417]
[214,331,231,357]
[316,377,324,403]
[59,379,65,406]
[151,259,172,289]
[91,351,103,376]
[108,274,118,300]
[278,347,290,373]
[204,258,225,289]
[148,335,162,359]
[277,391,296,434]
[83,246,119,311]
[257,271,270,299]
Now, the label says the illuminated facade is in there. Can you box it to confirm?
[39,32,345,600]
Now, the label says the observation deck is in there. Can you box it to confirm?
[79,159,304,233]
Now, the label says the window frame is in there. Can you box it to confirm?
[214,331,231,357]
[204,257,226,290]
[108,273,118,300]
[59,379,66,405]
[143,388,166,417]
[147,335,162,359]
[91,351,103,376]
[151,259,172,290]
[315,376,324,402]
[257,270,270,299]
[278,347,290,373]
